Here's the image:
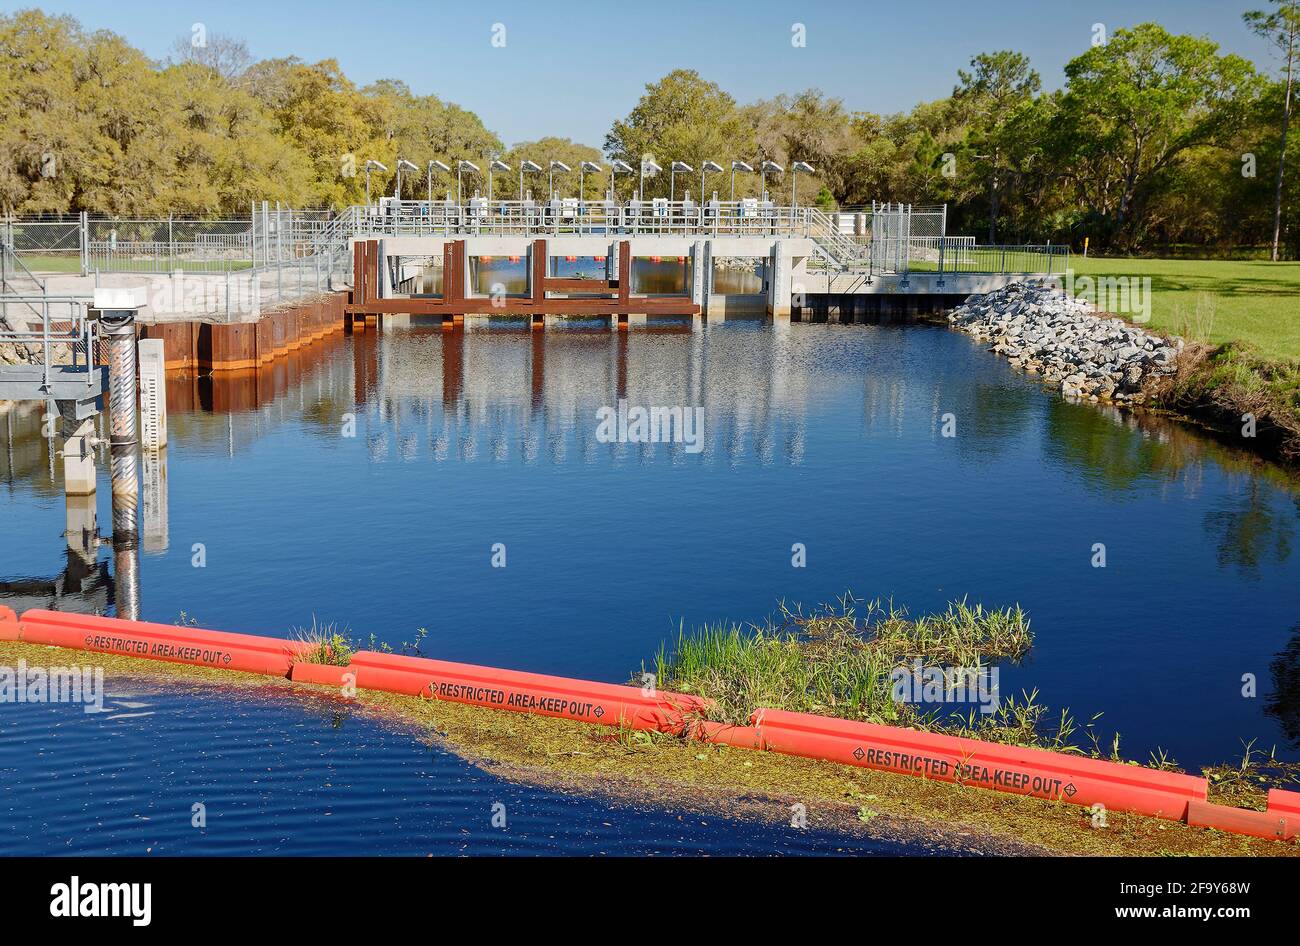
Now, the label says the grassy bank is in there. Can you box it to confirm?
[1068,257,1300,361]
[1151,344,1300,463]
[1055,257,1300,463]
[13,254,254,275]
[651,597,1299,811]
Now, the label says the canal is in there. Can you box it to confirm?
[2,317,1298,851]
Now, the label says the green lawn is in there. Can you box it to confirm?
[12,254,254,275]
[8,254,82,274]
[1068,256,1300,362]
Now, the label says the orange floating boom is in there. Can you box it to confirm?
[6,609,1300,843]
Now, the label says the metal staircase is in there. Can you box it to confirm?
[803,208,870,272]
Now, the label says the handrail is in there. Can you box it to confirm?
[0,288,96,392]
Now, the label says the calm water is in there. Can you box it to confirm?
[3,317,1299,853]
[0,679,922,855]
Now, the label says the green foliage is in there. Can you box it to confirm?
[0,10,497,214]
[648,595,1032,728]
[0,9,1291,258]
[292,617,356,667]
[1054,24,1261,248]
[502,137,602,200]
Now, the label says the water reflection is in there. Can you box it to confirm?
[6,320,1300,766]
[1267,625,1300,747]
[0,547,114,615]
[1,400,140,619]
[1203,479,1294,576]
[333,320,810,468]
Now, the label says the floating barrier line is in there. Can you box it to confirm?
[11,609,312,676]
[3,608,1297,843]
[751,707,1206,821]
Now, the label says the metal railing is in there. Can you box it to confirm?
[351,198,829,239]
[1,244,96,390]
[4,202,1068,296]
[924,243,1070,276]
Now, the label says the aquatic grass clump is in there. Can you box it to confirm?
[1203,739,1300,810]
[647,594,1033,730]
[942,689,1084,753]
[291,617,356,667]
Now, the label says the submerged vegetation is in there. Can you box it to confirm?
[1204,740,1300,811]
[3,636,1294,856]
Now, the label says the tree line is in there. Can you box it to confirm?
[1,5,1296,257]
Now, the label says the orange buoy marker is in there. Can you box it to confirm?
[0,606,18,641]
[1187,797,1298,841]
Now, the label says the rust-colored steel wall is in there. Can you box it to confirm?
[137,292,347,372]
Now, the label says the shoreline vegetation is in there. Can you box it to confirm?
[4,597,1297,857]
[1154,343,1300,465]
[1070,257,1300,466]
[941,263,1300,470]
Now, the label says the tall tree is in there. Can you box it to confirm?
[502,137,603,201]
[605,70,751,199]
[953,51,1041,242]
[1245,0,1300,260]
[745,89,848,204]
[167,31,252,84]
[1054,23,1260,248]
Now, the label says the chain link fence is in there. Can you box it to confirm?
[3,205,341,277]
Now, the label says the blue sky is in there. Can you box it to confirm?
[4,0,1279,148]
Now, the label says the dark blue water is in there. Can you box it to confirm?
[3,318,1299,838]
[0,680,919,855]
